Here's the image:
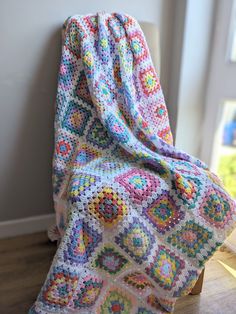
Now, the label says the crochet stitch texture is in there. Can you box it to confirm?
[30,12,236,314]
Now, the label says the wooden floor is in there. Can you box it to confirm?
[0,232,236,314]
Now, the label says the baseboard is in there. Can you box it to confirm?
[0,214,55,239]
[224,239,236,254]
[1,213,236,251]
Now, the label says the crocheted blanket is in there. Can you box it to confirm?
[30,13,236,314]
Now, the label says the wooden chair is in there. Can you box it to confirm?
[190,269,205,295]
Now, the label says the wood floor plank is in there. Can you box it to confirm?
[175,250,236,313]
[0,233,236,314]
[0,232,56,314]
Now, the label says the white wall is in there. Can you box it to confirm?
[0,0,173,222]
[175,0,215,157]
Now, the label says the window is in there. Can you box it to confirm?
[212,101,236,199]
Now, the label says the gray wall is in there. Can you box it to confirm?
[0,0,174,221]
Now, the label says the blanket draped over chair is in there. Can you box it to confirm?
[30,13,236,314]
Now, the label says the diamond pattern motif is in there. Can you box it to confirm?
[88,187,127,227]
[115,217,154,264]
[167,220,213,259]
[130,31,148,62]
[74,144,101,167]
[115,168,160,204]
[145,245,185,290]
[41,266,78,308]
[199,186,234,228]
[139,66,160,96]
[143,191,185,234]
[62,101,91,136]
[94,244,129,275]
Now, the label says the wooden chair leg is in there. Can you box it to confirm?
[190,269,205,295]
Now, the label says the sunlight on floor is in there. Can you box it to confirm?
[218,260,236,279]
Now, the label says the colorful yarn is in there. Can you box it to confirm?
[143,190,185,234]
[115,217,155,264]
[139,66,160,96]
[123,271,154,291]
[73,275,103,308]
[147,294,176,313]
[173,270,199,297]
[87,118,114,149]
[167,220,221,266]
[62,101,91,136]
[63,218,102,264]
[31,12,236,314]
[145,245,185,290]
[40,266,79,309]
[88,187,128,227]
[172,173,202,208]
[199,185,234,228]
[98,287,134,314]
[115,168,160,204]
[74,143,101,167]
[94,244,129,275]
[136,308,156,314]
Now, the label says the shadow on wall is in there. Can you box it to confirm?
[1,28,62,221]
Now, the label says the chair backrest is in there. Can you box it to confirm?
[61,19,161,75]
[139,21,161,75]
